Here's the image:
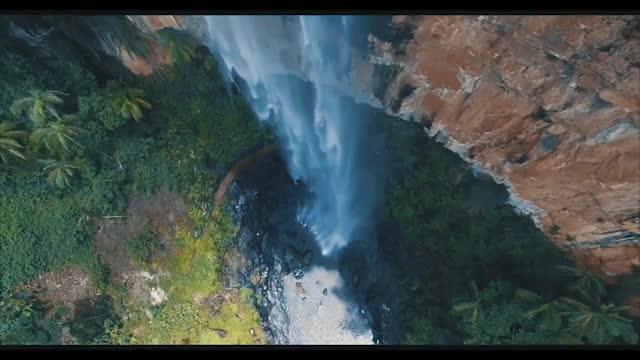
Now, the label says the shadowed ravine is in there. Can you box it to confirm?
[224,153,377,344]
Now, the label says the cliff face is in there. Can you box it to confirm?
[372,15,639,278]
[115,16,184,75]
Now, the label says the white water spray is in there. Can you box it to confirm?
[205,16,373,255]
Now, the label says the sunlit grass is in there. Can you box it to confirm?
[113,208,265,344]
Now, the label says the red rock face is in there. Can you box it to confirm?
[575,246,640,278]
[117,16,183,76]
[378,15,639,278]
[118,41,174,76]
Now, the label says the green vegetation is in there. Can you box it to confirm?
[105,83,152,123]
[0,18,269,345]
[10,89,67,127]
[380,119,639,345]
[0,291,61,344]
[126,231,163,268]
[40,158,79,189]
[69,295,120,344]
[167,209,234,303]
[0,15,636,345]
[0,121,28,164]
[111,209,265,344]
[155,28,198,65]
[30,114,87,156]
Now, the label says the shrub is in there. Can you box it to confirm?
[126,231,163,267]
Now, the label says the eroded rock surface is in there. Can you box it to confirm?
[373,15,639,277]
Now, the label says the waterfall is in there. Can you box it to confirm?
[204,16,375,256]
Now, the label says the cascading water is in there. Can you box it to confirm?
[204,15,373,256]
[204,16,380,344]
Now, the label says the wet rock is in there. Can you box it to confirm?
[250,272,262,286]
[213,328,228,338]
[434,130,448,143]
[284,246,303,270]
[273,260,282,275]
[293,268,304,280]
[218,152,340,343]
[250,266,268,286]
[223,287,240,301]
[295,282,306,300]
[260,234,270,253]
[302,250,313,266]
[204,293,225,316]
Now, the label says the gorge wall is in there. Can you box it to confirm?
[118,15,639,280]
[371,15,639,279]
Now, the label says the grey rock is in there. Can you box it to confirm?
[302,250,313,266]
[214,328,228,338]
[594,120,639,144]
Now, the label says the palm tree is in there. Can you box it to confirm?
[30,114,87,155]
[515,289,584,344]
[452,281,482,324]
[40,159,77,189]
[0,121,29,164]
[557,265,607,303]
[516,288,561,331]
[106,84,152,122]
[559,297,638,344]
[155,28,197,64]
[10,89,67,127]
[524,300,563,332]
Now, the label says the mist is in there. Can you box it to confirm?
[204,15,382,256]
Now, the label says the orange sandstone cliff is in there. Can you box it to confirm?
[372,15,639,279]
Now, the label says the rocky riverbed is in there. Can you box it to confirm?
[219,151,398,344]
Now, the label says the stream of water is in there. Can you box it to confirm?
[204,16,380,344]
[204,16,376,256]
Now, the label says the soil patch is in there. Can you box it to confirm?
[27,266,97,315]
[94,187,187,278]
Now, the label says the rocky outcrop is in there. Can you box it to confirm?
[372,15,639,278]
[117,15,184,75]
